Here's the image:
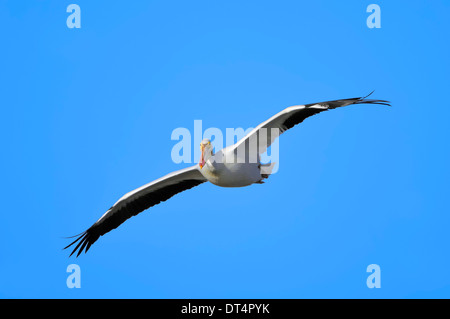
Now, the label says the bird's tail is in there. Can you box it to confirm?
[260,162,276,179]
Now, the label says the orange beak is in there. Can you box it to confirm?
[199,145,205,169]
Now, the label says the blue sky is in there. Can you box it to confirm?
[1,0,449,298]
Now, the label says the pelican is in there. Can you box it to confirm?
[65,92,390,257]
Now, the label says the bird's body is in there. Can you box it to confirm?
[65,92,390,257]
[199,147,268,187]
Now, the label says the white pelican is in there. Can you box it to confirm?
[65,92,389,257]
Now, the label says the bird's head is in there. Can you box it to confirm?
[199,139,213,169]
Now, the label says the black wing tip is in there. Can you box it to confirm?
[358,98,391,107]
[304,91,391,109]
[362,90,375,99]
[358,90,391,107]
[64,229,97,258]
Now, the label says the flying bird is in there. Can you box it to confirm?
[65,92,390,257]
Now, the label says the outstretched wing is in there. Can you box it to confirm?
[231,91,390,156]
[65,165,207,257]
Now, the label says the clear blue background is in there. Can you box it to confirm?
[1,0,449,298]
